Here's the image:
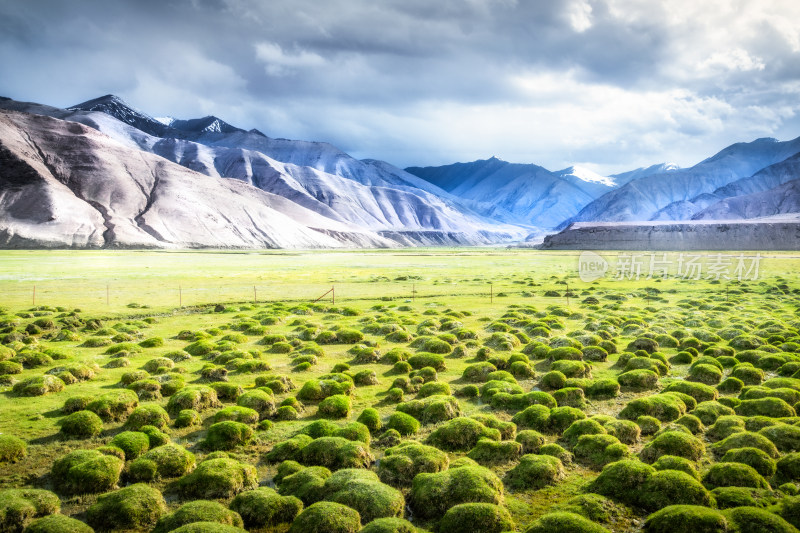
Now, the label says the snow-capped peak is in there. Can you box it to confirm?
[557,165,616,187]
[154,116,176,127]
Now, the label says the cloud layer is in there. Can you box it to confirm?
[1,0,799,173]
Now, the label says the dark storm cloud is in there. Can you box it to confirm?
[0,0,798,173]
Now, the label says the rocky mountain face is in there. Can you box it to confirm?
[559,137,800,228]
[405,157,615,228]
[0,108,393,249]
[0,96,525,248]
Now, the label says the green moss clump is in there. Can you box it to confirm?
[408,352,447,371]
[640,430,705,463]
[59,410,104,439]
[524,511,611,533]
[691,401,735,426]
[427,417,501,451]
[410,464,504,519]
[229,487,303,529]
[0,489,61,532]
[664,381,719,403]
[152,500,244,533]
[12,375,64,396]
[604,419,641,445]
[325,475,405,523]
[174,409,201,428]
[467,439,523,465]
[587,459,656,506]
[359,517,418,533]
[356,408,382,432]
[702,462,770,490]
[130,443,195,480]
[395,394,461,424]
[126,404,170,430]
[638,470,714,511]
[23,514,93,533]
[109,431,150,460]
[378,442,449,487]
[438,502,514,533]
[265,435,313,463]
[720,447,776,478]
[318,394,351,419]
[504,453,564,490]
[288,501,361,533]
[299,436,374,470]
[203,421,254,451]
[0,435,27,463]
[86,483,166,532]
[52,449,124,494]
[573,434,628,469]
[277,466,331,505]
[619,394,686,423]
[618,369,659,391]
[178,458,258,499]
[723,506,797,533]
[759,424,800,453]
[167,386,220,414]
[548,406,587,434]
[462,362,498,382]
[643,505,727,533]
[214,406,260,425]
[516,430,546,454]
[299,419,339,439]
[236,389,275,420]
[713,432,779,458]
[736,397,796,418]
[86,390,139,422]
[562,419,606,448]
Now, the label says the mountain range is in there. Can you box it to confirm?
[0,94,799,249]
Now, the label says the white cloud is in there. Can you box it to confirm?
[697,48,765,75]
[254,42,325,76]
[567,0,593,32]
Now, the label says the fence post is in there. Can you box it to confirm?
[332,286,335,305]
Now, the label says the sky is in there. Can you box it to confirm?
[1,0,799,174]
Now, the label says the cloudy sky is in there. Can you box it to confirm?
[1,0,799,174]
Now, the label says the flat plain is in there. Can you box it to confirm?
[1,249,800,533]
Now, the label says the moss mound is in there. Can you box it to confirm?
[467,439,522,465]
[169,523,247,533]
[152,500,244,533]
[702,462,770,490]
[277,466,331,505]
[586,459,656,506]
[86,390,139,421]
[166,386,220,414]
[178,458,258,499]
[643,505,728,533]
[504,453,564,490]
[288,501,361,533]
[426,417,501,451]
[723,506,797,533]
[358,517,418,533]
[51,449,123,494]
[638,470,714,511]
[713,431,779,458]
[325,476,405,523]
[524,511,611,533]
[0,435,27,463]
[0,489,60,533]
[651,454,700,479]
[640,430,705,463]
[130,443,195,480]
[229,487,303,529]
[573,434,629,469]
[736,397,796,418]
[86,483,166,532]
[318,394,351,419]
[410,464,504,519]
[299,436,374,469]
[203,421,254,451]
[720,447,777,478]
[619,394,686,422]
[356,408,382,432]
[23,514,94,533]
[109,431,150,460]
[438,502,514,533]
[378,442,449,487]
[12,375,64,396]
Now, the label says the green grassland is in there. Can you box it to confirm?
[0,249,799,532]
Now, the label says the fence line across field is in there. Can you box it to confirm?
[0,278,742,314]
